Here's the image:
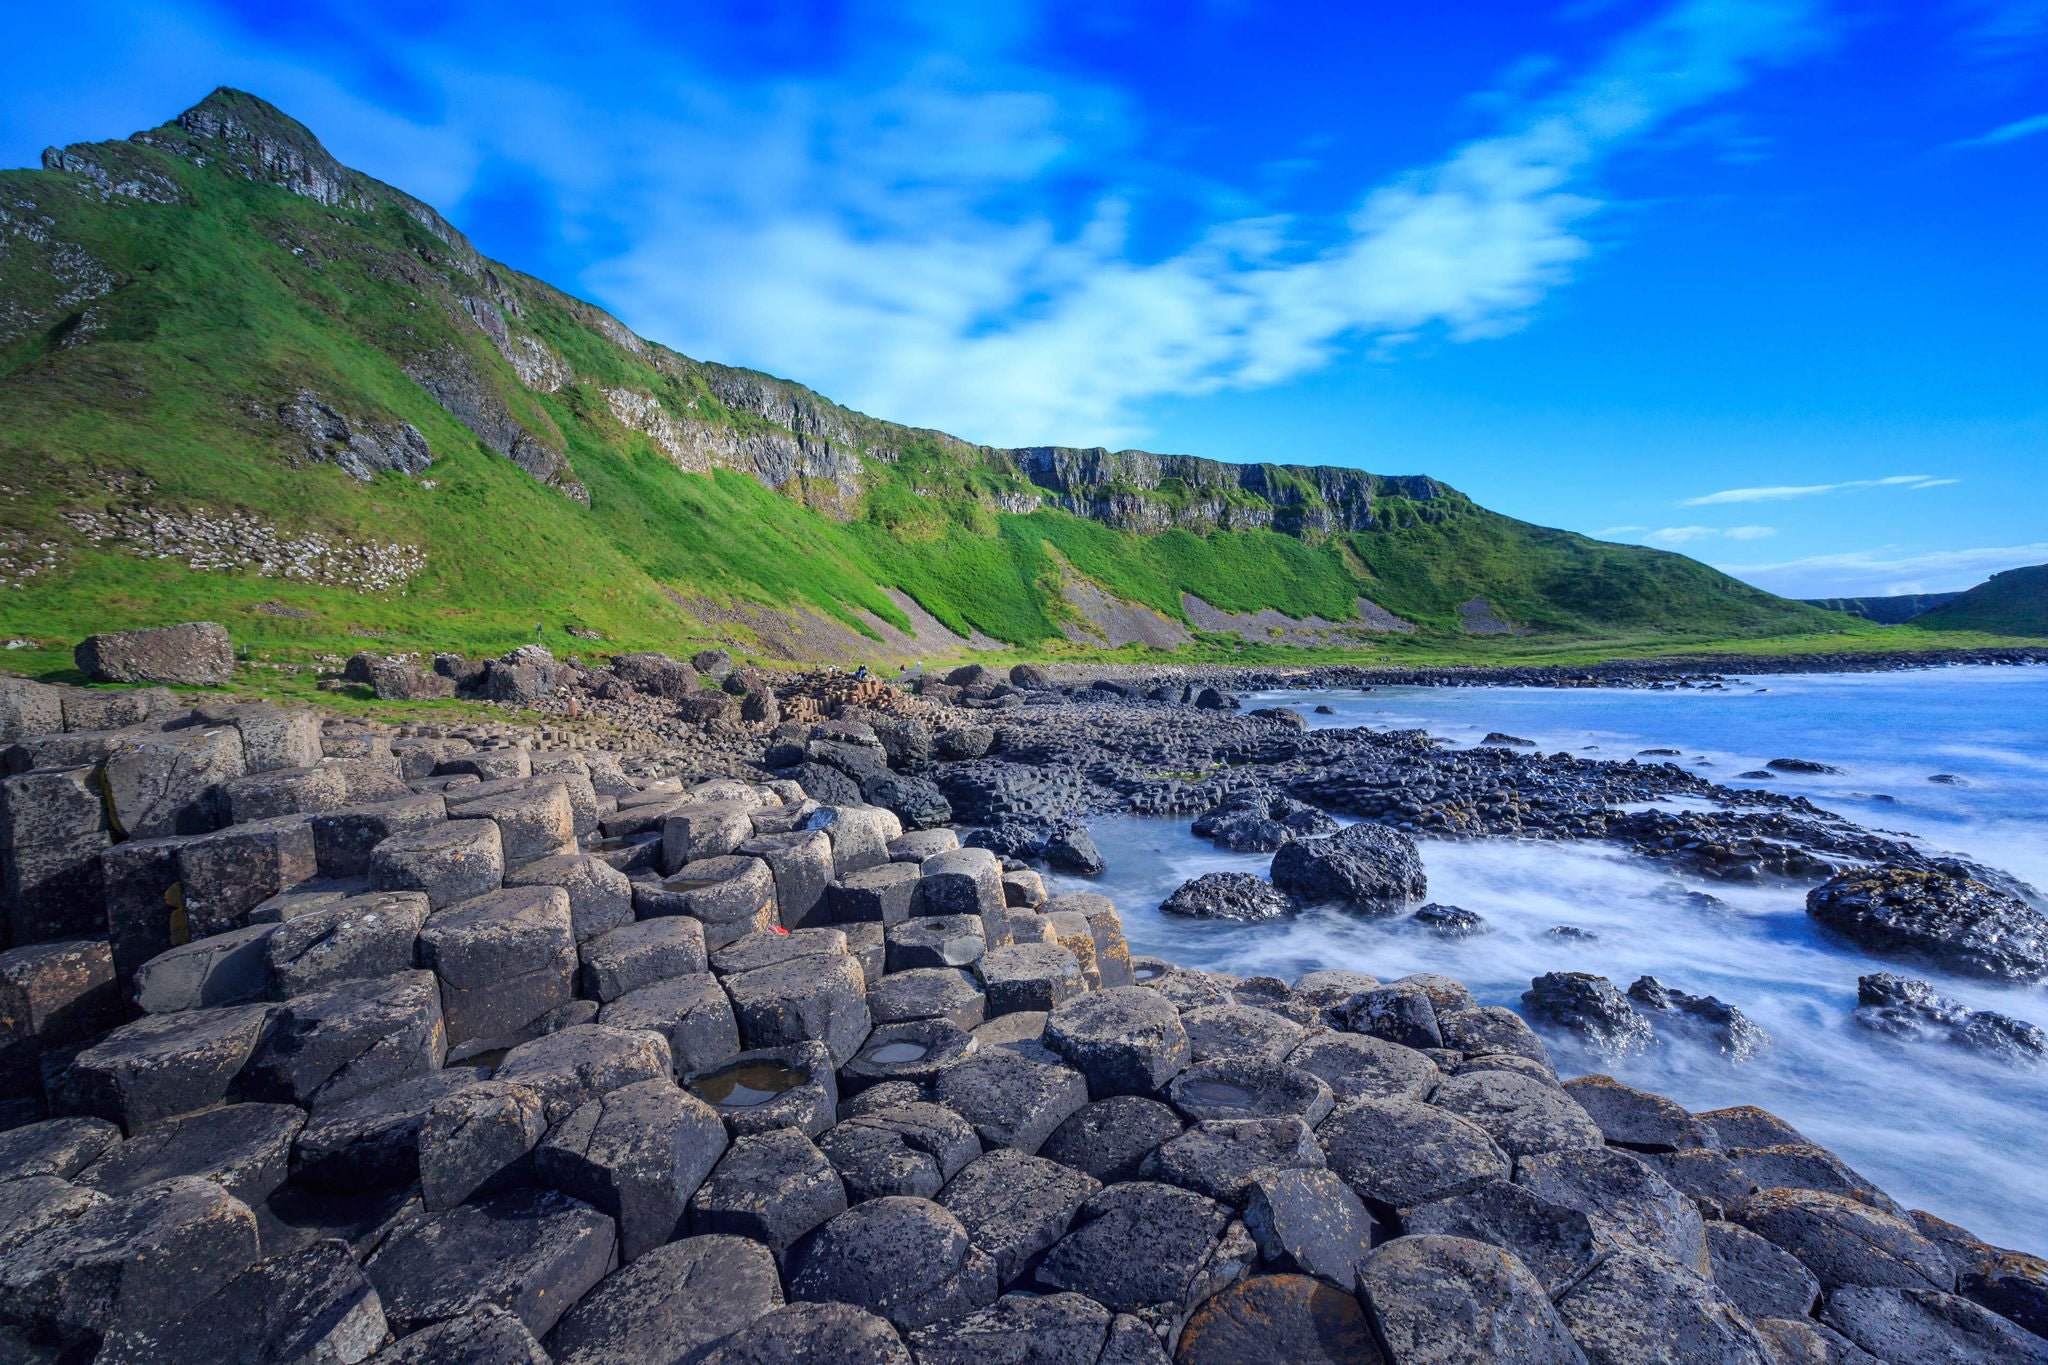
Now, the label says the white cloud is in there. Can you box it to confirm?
[1681,474,1953,505]
[1716,541,2048,597]
[1643,524,1776,547]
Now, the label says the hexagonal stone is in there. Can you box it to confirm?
[1285,1032,1437,1104]
[977,944,1085,1017]
[1242,1168,1376,1287]
[1707,1218,1821,1320]
[1179,1005,1302,1064]
[920,848,1006,918]
[93,1235,386,1365]
[684,1041,839,1139]
[77,1101,303,1206]
[536,1078,728,1261]
[1145,1117,1324,1205]
[365,1185,618,1339]
[687,1128,847,1263]
[868,967,987,1033]
[1562,1074,1714,1152]
[939,1147,1100,1288]
[1043,987,1189,1099]
[1556,1247,1773,1365]
[1429,1070,1604,1159]
[0,1116,120,1183]
[723,953,871,1065]
[840,1019,977,1094]
[578,917,708,1002]
[932,1045,1090,1155]
[494,1023,673,1125]
[265,890,429,998]
[417,886,576,1046]
[1359,1233,1583,1365]
[1166,1059,1332,1127]
[371,819,505,909]
[886,915,985,971]
[1040,1096,1185,1184]
[544,1234,783,1365]
[53,1004,274,1131]
[1178,1274,1380,1365]
[1517,1147,1710,1276]
[820,1101,981,1202]
[417,1079,548,1212]
[696,1301,910,1365]
[1820,1286,2048,1365]
[290,1067,485,1190]
[239,971,448,1108]
[1733,1187,1952,1291]
[905,1290,1111,1365]
[504,853,635,944]
[0,1175,259,1339]
[1403,1179,1603,1298]
[600,973,741,1076]
[1034,1181,1230,1317]
[788,1196,997,1331]
[831,862,925,924]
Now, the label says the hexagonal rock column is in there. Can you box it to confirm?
[1042,987,1189,1098]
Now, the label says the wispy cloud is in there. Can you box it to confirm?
[1642,524,1776,547]
[1952,111,2048,146]
[1680,474,1954,505]
[1716,541,2048,597]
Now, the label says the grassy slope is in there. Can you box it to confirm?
[3,93,2006,678]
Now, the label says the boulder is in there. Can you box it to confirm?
[74,622,234,686]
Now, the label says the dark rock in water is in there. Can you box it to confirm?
[1769,758,1843,774]
[1807,864,2048,983]
[1521,972,1654,1058]
[1853,972,2047,1063]
[1930,773,1970,787]
[1484,733,1536,746]
[1043,825,1104,876]
[1191,791,1338,853]
[1627,976,1769,1062]
[1269,823,1425,915]
[1545,925,1597,941]
[1413,903,1490,937]
[1159,873,1293,923]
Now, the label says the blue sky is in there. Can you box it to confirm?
[7,0,2045,598]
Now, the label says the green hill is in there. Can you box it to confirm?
[0,88,1841,667]
[1907,565,2048,637]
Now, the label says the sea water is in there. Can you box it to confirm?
[1044,664,2048,1252]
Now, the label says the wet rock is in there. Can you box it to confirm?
[687,1128,847,1263]
[0,1174,259,1339]
[1413,903,1490,937]
[365,1184,617,1338]
[685,1040,838,1139]
[239,970,447,1107]
[931,1044,1090,1154]
[1285,1032,1437,1103]
[1706,1217,1821,1319]
[1043,986,1190,1097]
[1358,1233,1583,1365]
[1405,1179,1603,1297]
[600,972,741,1076]
[291,1066,484,1190]
[95,1235,385,1365]
[1329,984,1442,1050]
[1852,971,2047,1063]
[55,1002,274,1129]
[1822,1286,2048,1364]
[905,1290,1111,1365]
[77,1101,302,1206]
[818,1100,980,1201]
[0,1116,121,1182]
[977,943,1086,1016]
[1145,1116,1323,1205]
[1165,1058,1332,1127]
[1624,977,1769,1062]
[545,1233,782,1365]
[788,1196,997,1331]
[1521,973,1654,1058]
[839,1019,978,1093]
[868,966,987,1032]
[1159,872,1293,922]
[1807,864,2048,983]
[1428,1070,1604,1158]
[1561,1075,1715,1151]
[1035,1181,1231,1319]
[493,1023,672,1126]
[1555,1247,1772,1365]
[1515,1147,1708,1274]
[1317,1098,1509,1211]
[1177,1273,1380,1365]
[1179,1004,1303,1064]
[696,1301,911,1365]
[1041,1096,1186,1184]
[1268,823,1426,914]
[723,952,872,1064]
[1733,1187,1951,1291]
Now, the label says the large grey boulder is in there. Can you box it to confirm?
[75,622,234,686]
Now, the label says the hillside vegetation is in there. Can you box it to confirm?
[0,89,1854,669]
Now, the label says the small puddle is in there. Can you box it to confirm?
[864,1041,930,1065]
[690,1060,808,1107]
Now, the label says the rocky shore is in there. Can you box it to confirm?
[0,624,2042,1364]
